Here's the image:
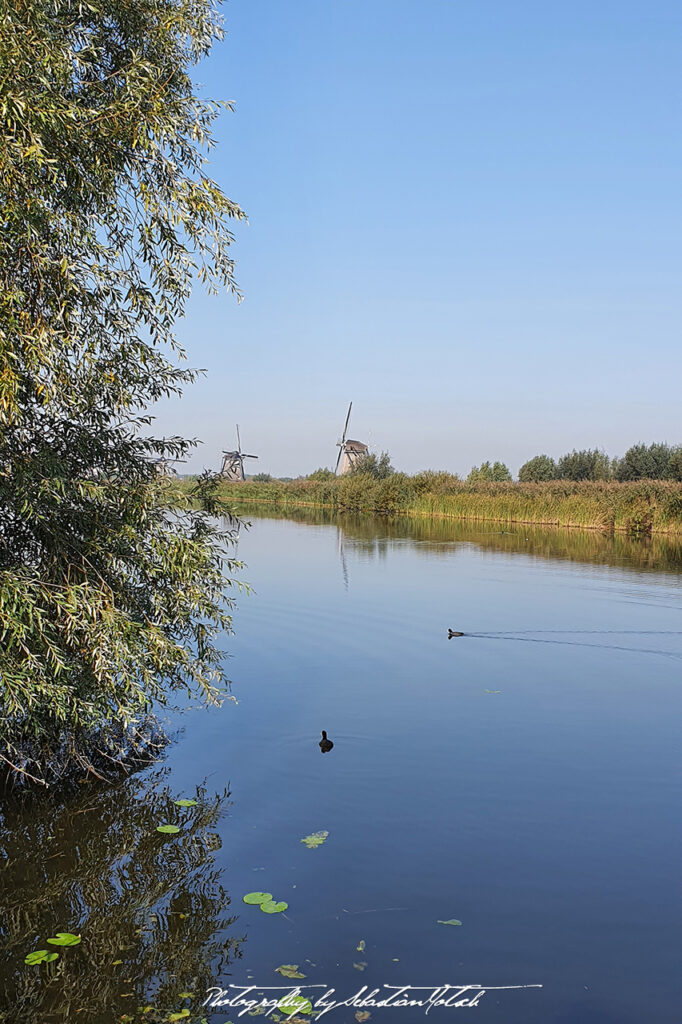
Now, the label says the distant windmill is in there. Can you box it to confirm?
[153,456,186,477]
[220,424,258,481]
[335,402,368,475]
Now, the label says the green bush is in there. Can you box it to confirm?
[467,461,512,483]
[518,454,558,482]
[614,442,677,481]
[349,450,394,479]
[557,449,611,481]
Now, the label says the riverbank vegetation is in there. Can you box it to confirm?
[0,1,243,785]
[207,475,682,535]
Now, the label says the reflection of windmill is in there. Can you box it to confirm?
[334,402,368,475]
[338,526,349,591]
[220,424,258,481]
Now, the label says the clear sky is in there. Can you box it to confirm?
[152,0,682,478]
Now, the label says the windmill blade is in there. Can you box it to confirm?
[243,454,258,459]
[236,424,242,453]
[341,401,352,443]
[334,444,343,474]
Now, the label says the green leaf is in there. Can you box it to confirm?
[277,997,313,1016]
[275,964,305,979]
[353,962,367,971]
[168,1011,190,1022]
[300,830,329,849]
[173,799,198,807]
[437,919,462,926]
[25,950,58,965]
[356,940,366,952]
[46,932,81,946]
[242,892,272,905]
[178,991,194,998]
[156,824,181,834]
[260,900,288,914]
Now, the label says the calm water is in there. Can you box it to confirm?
[1,512,681,1023]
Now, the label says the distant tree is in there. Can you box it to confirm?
[251,472,272,483]
[350,450,395,479]
[491,461,512,482]
[307,467,335,481]
[667,447,682,482]
[614,443,674,481]
[467,461,512,483]
[518,454,558,482]
[557,449,611,481]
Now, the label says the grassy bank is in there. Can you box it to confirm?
[195,475,682,535]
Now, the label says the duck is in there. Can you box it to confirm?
[447,629,464,639]
[319,730,334,753]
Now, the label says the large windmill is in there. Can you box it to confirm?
[220,425,258,481]
[334,402,368,475]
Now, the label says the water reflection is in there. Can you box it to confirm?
[231,504,682,575]
[0,769,243,1023]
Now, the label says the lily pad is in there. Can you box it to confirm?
[275,965,306,979]
[46,932,81,946]
[174,799,198,807]
[437,919,462,926]
[260,900,288,914]
[156,824,181,834]
[243,892,273,905]
[25,950,59,965]
[300,830,329,849]
[277,997,312,1016]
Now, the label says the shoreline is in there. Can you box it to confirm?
[211,488,682,537]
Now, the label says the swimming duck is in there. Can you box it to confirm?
[319,730,334,753]
[448,629,464,639]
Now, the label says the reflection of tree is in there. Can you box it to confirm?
[0,768,243,1023]
[231,503,682,575]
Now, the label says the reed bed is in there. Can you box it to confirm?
[194,477,682,535]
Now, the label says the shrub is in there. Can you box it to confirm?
[467,461,512,483]
[349,450,395,479]
[518,454,558,482]
[557,449,611,481]
[412,470,461,496]
[615,442,676,481]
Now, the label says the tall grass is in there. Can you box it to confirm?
[187,476,682,535]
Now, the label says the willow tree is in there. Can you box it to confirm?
[0,0,246,784]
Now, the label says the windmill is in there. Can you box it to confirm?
[334,402,368,475]
[153,456,186,477]
[220,424,258,481]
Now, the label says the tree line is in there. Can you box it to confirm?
[518,443,682,482]
[300,443,682,485]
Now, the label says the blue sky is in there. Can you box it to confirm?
[153,0,682,477]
